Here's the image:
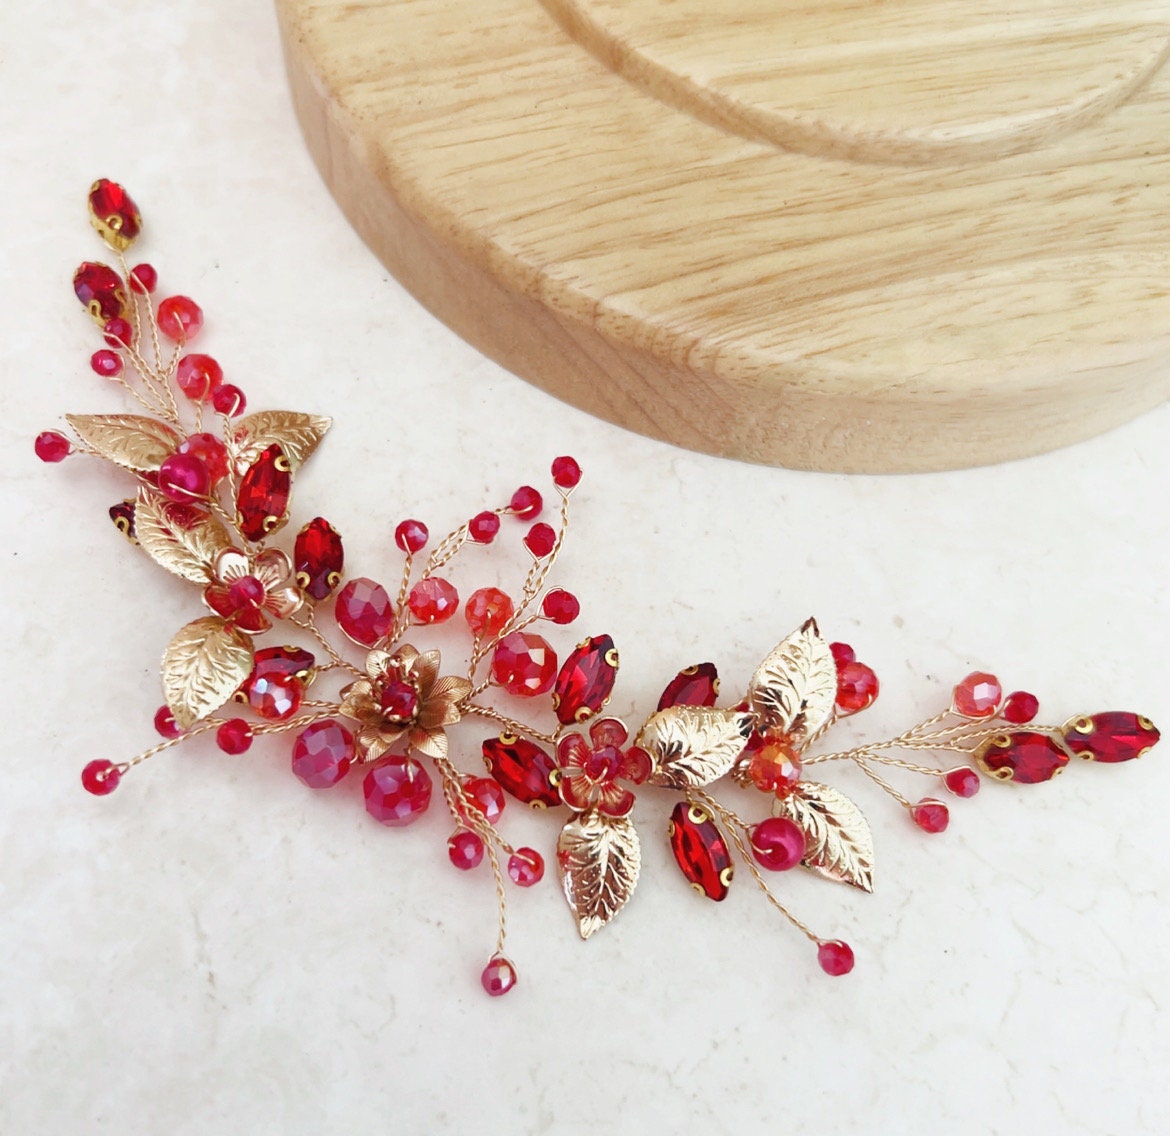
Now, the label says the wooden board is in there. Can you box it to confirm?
[276,0,1170,472]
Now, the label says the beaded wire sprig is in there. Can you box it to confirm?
[39,181,1163,995]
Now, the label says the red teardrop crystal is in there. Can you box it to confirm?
[657,662,720,711]
[482,735,560,807]
[1062,712,1160,763]
[236,444,291,540]
[88,179,142,250]
[73,262,127,323]
[668,801,734,901]
[552,634,619,725]
[294,517,344,601]
[976,730,1070,784]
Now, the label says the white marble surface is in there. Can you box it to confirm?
[3,3,1169,1133]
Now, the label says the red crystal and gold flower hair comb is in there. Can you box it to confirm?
[40,181,1162,996]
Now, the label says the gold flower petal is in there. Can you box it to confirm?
[430,675,472,703]
[264,585,303,620]
[365,649,394,680]
[412,649,442,695]
[410,727,448,760]
[356,727,392,764]
[339,679,376,721]
[252,547,293,590]
[214,548,251,583]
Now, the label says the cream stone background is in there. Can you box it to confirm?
[2,3,1168,1134]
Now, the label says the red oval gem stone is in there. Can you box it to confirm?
[490,631,558,696]
[657,662,719,711]
[482,735,560,807]
[668,801,733,901]
[73,262,127,323]
[553,634,619,725]
[976,731,1070,784]
[294,517,344,601]
[236,444,291,541]
[1063,712,1160,763]
[335,577,394,646]
[364,757,432,825]
[88,179,141,249]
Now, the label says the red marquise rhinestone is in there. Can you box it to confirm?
[81,759,121,796]
[953,672,1002,718]
[490,631,558,696]
[669,801,734,901]
[129,263,157,293]
[552,634,619,725]
[153,705,183,739]
[246,645,317,685]
[818,940,855,976]
[944,766,981,798]
[448,830,484,870]
[216,719,254,754]
[73,262,126,323]
[211,384,246,417]
[157,295,203,341]
[35,431,72,463]
[910,798,950,834]
[508,848,545,887]
[109,499,136,541]
[90,349,122,377]
[102,317,133,347]
[87,179,141,249]
[176,354,223,401]
[236,445,291,541]
[541,588,579,625]
[408,577,459,624]
[481,955,517,996]
[462,776,506,824]
[524,522,557,558]
[364,757,432,825]
[177,433,229,486]
[750,817,806,871]
[509,485,542,519]
[657,662,720,711]
[335,577,394,645]
[482,735,560,807]
[464,587,514,640]
[551,455,581,489]
[395,519,428,554]
[836,661,879,713]
[469,511,500,543]
[1002,691,1040,724]
[747,737,802,796]
[294,518,344,601]
[977,731,1069,784]
[292,720,355,788]
[1063,712,1160,763]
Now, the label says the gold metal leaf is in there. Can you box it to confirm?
[637,706,755,789]
[66,414,182,473]
[747,618,837,747]
[134,488,234,584]
[230,411,331,472]
[773,781,875,893]
[557,808,641,939]
[162,617,253,730]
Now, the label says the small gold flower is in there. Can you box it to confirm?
[203,547,303,634]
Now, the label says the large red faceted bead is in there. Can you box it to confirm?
[748,737,802,796]
[976,730,1070,784]
[668,801,734,901]
[657,662,720,711]
[953,671,1002,718]
[491,631,558,696]
[87,179,141,249]
[465,587,514,640]
[291,720,354,788]
[407,577,459,624]
[552,634,619,725]
[236,444,291,540]
[1062,712,1160,763]
[294,517,344,601]
[508,848,544,886]
[364,757,432,825]
[157,295,203,341]
[335,577,394,645]
[462,776,507,824]
[237,647,315,720]
[482,735,560,807]
[176,354,223,401]
[73,262,127,323]
[836,662,879,713]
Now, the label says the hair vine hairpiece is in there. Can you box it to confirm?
[40,180,1161,996]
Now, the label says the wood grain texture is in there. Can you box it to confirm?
[276,0,1170,471]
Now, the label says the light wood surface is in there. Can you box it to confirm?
[276,0,1170,471]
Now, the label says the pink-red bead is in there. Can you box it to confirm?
[35,431,71,463]
[953,672,1002,718]
[542,588,579,625]
[910,798,950,834]
[154,705,183,739]
[469,511,500,543]
[491,631,558,696]
[463,776,506,824]
[364,757,432,825]
[830,641,855,667]
[524,523,556,558]
[408,577,459,624]
[157,295,203,341]
[447,830,484,870]
[750,817,806,870]
[817,940,855,976]
[216,718,253,754]
[335,577,394,646]
[245,672,303,721]
[102,317,133,347]
[292,720,354,788]
[464,587,514,640]
[81,759,121,796]
[509,485,542,520]
[211,384,246,417]
[836,661,879,713]
[1003,691,1039,724]
[395,519,428,554]
[944,766,981,798]
[90,349,122,377]
[378,680,418,723]
[481,955,517,996]
[157,452,211,503]
[508,848,545,887]
[551,455,581,489]
[177,433,229,485]
[176,354,223,401]
[129,263,157,293]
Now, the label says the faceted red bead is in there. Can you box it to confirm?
[129,263,157,293]
[177,433,229,486]
[236,444,290,540]
[335,577,394,645]
[481,955,517,996]
[491,632,558,696]
[216,718,253,754]
[157,452,210,503]
[408,577,459,624]
[837,661,879,713]
[977,730,1069,784]
[244,672,302,720]
[157,295,203,341]
[462,776,506,824]
[395,519,428,554]
[944,766,981,798]
[508,848,544,886]
[109,499,136,541]
[830,641,855,667]
[750,817,806,870]
[82,759,121,796]
[246,645,317,685]
[379,680,419,723]
[465,587,514,640]
[103,317,133,348]
[551,455,581,489]
[35,431,71,463]
[90,349,122,377]
[176,354,223,401]
[1062,712,1160,763]
[482,735,560,807]
[469,511,500,543]
[74,262,127,322]
[448,830,484,870]
[509,485,542,519]
[364,757,432,825]
[294,518,344,601]
[1003,691,1040,724]
[818,940,855,976]
[748,737,802,796]
[292,720,354,788]
[953,672,1002,718]
[553,634,618,725]
[541,588,579,625]
[669,801,734,900]
[87,179,141,248]
[657,662,720,711]
[211,384,246,417]
[154,705,183,739]
[524,522,556,558]
[910,798,950,834]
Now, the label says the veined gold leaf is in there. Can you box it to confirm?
[66,413,181,473]
[134,488,234,584]
[230,411,331,472]
[638,706,754,789]
[747,618,836,748]
[557,808,641,939]
[773,781,875,893]
[162,617,253,729]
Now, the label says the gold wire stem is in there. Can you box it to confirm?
[115,719,218,771]
[461,702,557,747]
[115,251,182,423]
[288,610,364,679]
[251,710,340,735]
[853,758,912,808]
[424,524,470,576]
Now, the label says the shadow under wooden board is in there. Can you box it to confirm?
[276,0,1170,472]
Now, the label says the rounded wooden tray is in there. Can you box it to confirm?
[276,0,1170,471]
